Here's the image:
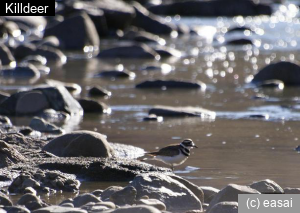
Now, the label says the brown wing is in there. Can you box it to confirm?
[147,145,180,157]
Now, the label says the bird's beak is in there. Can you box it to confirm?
[193,145,198,148]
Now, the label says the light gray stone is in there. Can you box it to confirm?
[207,201,238,213]
[249,179,284,194]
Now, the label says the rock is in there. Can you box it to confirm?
[29,117,63,134]
[207,184,260,212]
[200,186,220,204]
[0,64,40,80]
[38,36,61,48]
[98,44,158,59]
[148,0,272,17]
[3,206,30,213]
[84,7,109,37]
[0,116,11,126]
[258,80,284,89]
[32,206,87,213]
[77,0,135,30]
[24,187,37,195]
[22,178,40,190]
[252,61,300,86]
[226,38,253,45]
[4,16,46,30]
[45,79,81,95]
[143,114,163,122]
[249,179,284,194]
[38,109,70,123]
[0,20,21,37]
[108,205,161,213]
[91,189,103,197]
[136,80,205,89]
[44,12,100,50]
[73,193,101,207]
[207,201,238,213]
[88,86,111,97]
[0,192,12,206]
[0,140,25,168]
[59,199,73,207]
[15,91,50,115]
[129,173,202,211]
[136,199,166,211]
[81,203,109,212]
[0,92,9,104]
[14,44,66,64]
[132,2,176,35]
[23,55,47,66]
[0,44,15,67]
[101,186,124,201]
[169,175,204,204]
[122,29,166,46]
[284,187,300,194]
[148,105,216,118]
[153,46,182,58]
[17,194,47,211]
[78,99,110,114]
[42,130,114,157]
[110,186,137,205]
[95,70,136,79]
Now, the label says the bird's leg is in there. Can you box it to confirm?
[171,165,174,172]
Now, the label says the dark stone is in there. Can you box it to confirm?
[42,130,114,158]
[0,116,11,126]
[88,86,111,97]
[29,117,63,134]
[227,26,253,33]
[37,36,61,48]
[252,61,300,86]
[148,105,216,118]
[45,79,82,95]
[22,55,47,66]
[152,46,182,58]
[122,29,166,45]
[0,192,13,206]
[3,206,30,213]
[38,109,69,122]
[0,44,15,66]
[0,64,40,80]
[4,16,46,30]
[17,194,47,211]
[226,38,253,45]
[0,21,20,38]
[110,186,137,205]
[0,91,9,104]
[136,80,205,89]
[98,44,158,59]
[132,2,176,35]
[148,0,272,17]
[44,12,100,50]
[0,86,83,116]
[258,80,284,89]
[207,201,238,213]
[143,114,163,122]
[73,193,101,207]
[95,70,135,79]
[101,186,123,201]
[78,99,110,113]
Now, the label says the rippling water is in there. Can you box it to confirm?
[5,2,300,197]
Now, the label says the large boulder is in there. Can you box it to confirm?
[42,130,114,157]
[128,173,202,211]
[0,140,25,168]
[98,44,158,59]
[0,192,13,206]
[17,194,48,211]
[148,105,216,118]
[148,0,272,17]
[74,0,135,30]
[249,179,284,194]
[0,86,83,116]
[0,64,40,80]
[44,12,100,50]
[207,184,260,212]
[136,80,205,89]
[207,201,238,213]
[252,61,300,86]
[132,2,176,35]
[15,91,50,115]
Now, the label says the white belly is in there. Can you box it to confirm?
[155,153,188,166]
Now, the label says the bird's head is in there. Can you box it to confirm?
[180,139,198,149]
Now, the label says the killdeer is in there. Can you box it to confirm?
[146,139,198,171]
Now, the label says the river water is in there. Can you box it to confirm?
[6,2,300,202]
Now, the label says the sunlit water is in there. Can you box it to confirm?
[4,2,300,201]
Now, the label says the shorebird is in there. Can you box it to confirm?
[146,139,198,171]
